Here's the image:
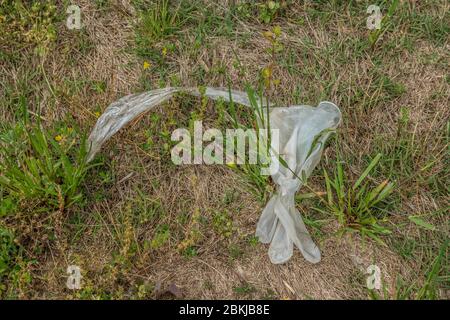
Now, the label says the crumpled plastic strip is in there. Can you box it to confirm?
[87,87,341,264]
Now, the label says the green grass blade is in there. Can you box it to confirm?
[353,153,382,190]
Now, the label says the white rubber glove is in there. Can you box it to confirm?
[256,103,341,264]
[86,88,341,264]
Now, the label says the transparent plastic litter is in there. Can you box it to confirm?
[87,87,341,264]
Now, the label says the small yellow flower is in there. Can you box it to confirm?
[273,79,281,86]
[143,61,151,70]
[94,111,101,118]
[54,135,63,142]
[262,67,272,79]
[162,47,168,56]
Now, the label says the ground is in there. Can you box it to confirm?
[0,0,448,299]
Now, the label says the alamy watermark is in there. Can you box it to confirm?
[366,264,381,290]
[366,5,382,30]
[64,4,383,33]
[66,265,82,290]
[171,121,280,175]
[66,5,82,30]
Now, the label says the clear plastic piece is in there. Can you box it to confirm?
[87,87,341,264]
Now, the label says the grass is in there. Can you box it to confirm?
[316,153,394,245]
[0,226,18,294]
[367,0,400,48]
[369,240,449,299]
[0,113,95,212]
[0,0,59,56]
[0,0,448,299]
[136,0,182,44]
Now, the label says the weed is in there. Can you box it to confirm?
[374,107,448,197]
[135,0,181,47]
[379,75,406,99]
[222,27,286,202]
[233,283,255,295]
[212,210,234,238]
[378,107,416,179]
[247,235,260,247]
[182,246,198,257]
[258,1,285,24]
[0,117,97,212]
[0,226,18,294]
[368,0,400,48]
[316,153,394,244]
[408,10,450,46]
[369,240,449,299]
[222,189,237,206]
[228,244,244,260]
[177,208,203,254]
[151,224,170,249]
[0,0,59,56]
[416,241,449,299]
[133,190,164,224]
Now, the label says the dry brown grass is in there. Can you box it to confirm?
[1,0,448,299]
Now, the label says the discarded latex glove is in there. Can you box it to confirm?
[86,87,341,264]
[256,103,341,264]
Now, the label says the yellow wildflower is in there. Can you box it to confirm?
[54,135,63,142]
[162,47,168,56]
[143,61,151,70]
[262,67,272,79]
[94,111,101,118]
